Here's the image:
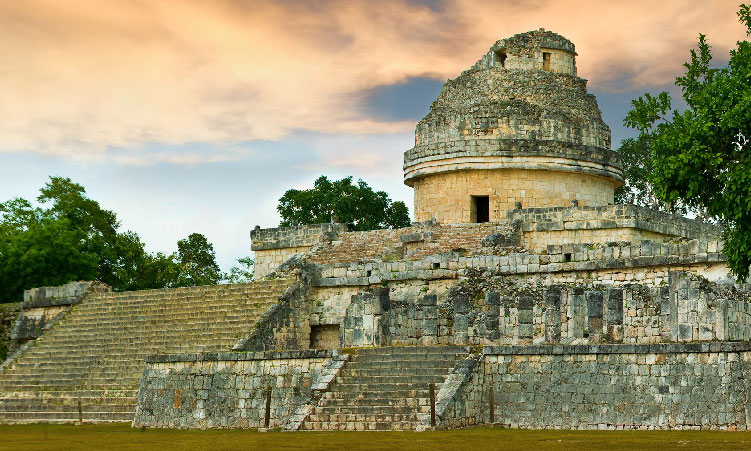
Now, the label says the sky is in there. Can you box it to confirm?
[0,0,747,272]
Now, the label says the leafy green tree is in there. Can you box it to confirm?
[614,136,691,215]
[277,176,411,231]
[0,177,226,300]
[225,256,254,284]
[175,233,222,286]
[624,4,751,281]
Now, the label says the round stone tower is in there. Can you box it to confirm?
[403,29,623,224]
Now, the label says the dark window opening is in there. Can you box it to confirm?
[542,52,551,71]
[563,253,572,263]
[494,50,507,68]
[366,270,372,277]
[472,196,490,223]
[432,262,440,270]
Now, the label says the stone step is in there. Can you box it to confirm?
[300,346,466,431]
[0,411,134,422]
[317,397,428,407]
[334,375,446,384]
[313,405,429,415]
[0,278,292,423]
[0,403,135,413]
[339,365,455,375]
[324,382,443,393]
[300,420,418,431]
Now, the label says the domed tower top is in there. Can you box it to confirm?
[473,28,577,75]
[404,29,623,224]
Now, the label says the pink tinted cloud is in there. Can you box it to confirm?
[0,0,745,160]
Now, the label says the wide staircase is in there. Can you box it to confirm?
[301,346,468,431]
[0,279,292,424]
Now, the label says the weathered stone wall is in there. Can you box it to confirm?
[10,281,110,352]
[251,223,347,278]
[476,343,751,430]
[311,270,750,347]
[308,221,514,265]
[510,205,722,246]
[313,238,730,289]
[0,303,21,361]
[473,29,577,75]
[412,169,616,223]
[254,246,312,279]
[404,29,620,223]
[133,350,332,429]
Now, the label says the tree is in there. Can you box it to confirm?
[624,4,751,281]
[0,177,226,300]
[277,176,411,231]
[225,256,254,284]
[614,136,692,215]
[175,233,222,286]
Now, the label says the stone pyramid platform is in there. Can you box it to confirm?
[0,279,292,423]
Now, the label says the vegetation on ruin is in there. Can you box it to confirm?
[614,136,691,216]
[277,175,411,231]
[0,177,225,302]
[3,423,751,451]
[624,4,751,281]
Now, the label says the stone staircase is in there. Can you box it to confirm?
[0,279,292,424]
[301,346,468,431]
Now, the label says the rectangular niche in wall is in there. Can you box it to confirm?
[310,324,340,349]
[542,52,551,71]
[471,196,490,223]
[494,49,507,67]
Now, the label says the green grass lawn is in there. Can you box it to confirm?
[2,423,751,451]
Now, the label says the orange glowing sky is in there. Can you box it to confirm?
[0,0,747,268]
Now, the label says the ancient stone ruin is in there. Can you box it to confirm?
[2,29,751,431]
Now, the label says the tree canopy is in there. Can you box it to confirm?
[0,177,225,301]
[614,136,694,216]
[624,4,751,281]
[277,176,411,231]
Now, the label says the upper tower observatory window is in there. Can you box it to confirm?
[542,52,551,71]
[494,50,507,68]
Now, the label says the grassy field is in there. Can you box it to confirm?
[2,424,751,451]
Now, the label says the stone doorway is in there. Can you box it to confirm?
[310,324,340,349]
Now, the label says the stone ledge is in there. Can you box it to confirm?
[251,223,348,251]
[483,342,751,355]
[144,349,335,363]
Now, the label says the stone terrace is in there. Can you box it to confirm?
[0,278,292,423]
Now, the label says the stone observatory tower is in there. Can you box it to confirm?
[403,29,624,224]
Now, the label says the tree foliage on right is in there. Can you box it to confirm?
[624,4,751,282]
[277,176,411,231]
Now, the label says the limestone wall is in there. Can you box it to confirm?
[473,29,577,75]
[254,246,312,279]
[412,169,616,223]
[472,343,751,430]
[313,238,730,288]
[133,350,332,429]
[0,303,20,361]
[251,223,347,278]
[309,268,751,348]
[10,281,110,352]
[510,205,722,245]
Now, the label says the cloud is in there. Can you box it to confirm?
[0,0,745,158]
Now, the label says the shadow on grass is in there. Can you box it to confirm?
[2,423,750,451]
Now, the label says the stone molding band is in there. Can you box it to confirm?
[144,349,334,364]
[483,342,751,355]
[403,154,624,186]
[403,139,623,185]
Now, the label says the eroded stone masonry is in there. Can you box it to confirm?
[2,29,751,431]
